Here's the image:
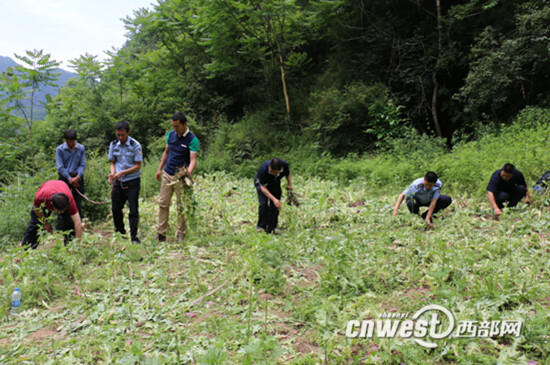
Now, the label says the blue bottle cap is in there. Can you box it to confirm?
[15,288,19,291]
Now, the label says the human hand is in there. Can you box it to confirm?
[274,199,282,210]
[425,219,434,230]
[156,170,162,181]
[44,221,53,233]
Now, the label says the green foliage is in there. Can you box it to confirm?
[1,170,549,363]
[456,3,550,123]
[306,83,406,155]
[202,109,289,177]
[81,150,112,222]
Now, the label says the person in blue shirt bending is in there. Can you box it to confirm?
[254,158,293,234]
[393,171,452,228]
[108,121,143,243]
[56,129,86,217]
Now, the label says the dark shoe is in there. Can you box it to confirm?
[131,237,141,244]
[156,233,166,242]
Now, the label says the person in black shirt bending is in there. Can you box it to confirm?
[254,158,293,234]
[486,163,530,218]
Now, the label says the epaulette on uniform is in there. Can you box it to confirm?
[130,139,136,146]
[111,139,118,145]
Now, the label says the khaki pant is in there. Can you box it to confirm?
[158,171,187,236]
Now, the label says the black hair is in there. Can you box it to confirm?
[63,129,77,140]
[424,171,438,183]
[52,193,69,211]
[172,112,187,124]
[502,163,515,174]
[270,158,284,171]
[115,121,130,132]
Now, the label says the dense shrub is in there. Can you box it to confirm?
[306,82,406,155]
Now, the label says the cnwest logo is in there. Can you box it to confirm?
[345,304,522,348]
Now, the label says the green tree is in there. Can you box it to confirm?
[0,49,60,170]
[456,2,550,124]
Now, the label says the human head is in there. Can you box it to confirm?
[63,129,77,140]
[52,193,69,212]
[500,163,515,181]
[63,130,77,149]
[114,121,130,144]
[171,112,188,135]
[268,158,284,175]
[423,171,438,190]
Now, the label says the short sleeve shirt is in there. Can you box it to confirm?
[34,180,78,215]
[108,137,143,182]
[403,177,442,205]
[254,159,290,189]
[486,169,527,194]
[163,129,200,175]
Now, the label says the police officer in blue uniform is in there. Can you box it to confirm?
[108,121,143,243]
[393,171,452,228]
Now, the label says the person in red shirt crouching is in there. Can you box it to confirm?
[21,180,83,249]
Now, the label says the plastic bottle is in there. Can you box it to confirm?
[11,288,21,315]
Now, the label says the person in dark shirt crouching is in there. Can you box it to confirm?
[486,163,530,218]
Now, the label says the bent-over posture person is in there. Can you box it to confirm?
[21,180,83,249]
[487,163,530,218]
[254,158,293,234]
[393,171,452,229]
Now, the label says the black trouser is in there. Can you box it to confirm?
[21,208,74,249]
[256,183,281,234]
[58,175,84,218]
[112,178,140,240]
[494,185,527,209]
[406,195,452,216]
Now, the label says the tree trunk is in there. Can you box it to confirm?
[279,54,291,121]
[432,0,443,137]
[29,89,36,171]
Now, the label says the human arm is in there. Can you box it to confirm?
[260,185,282,210]
[393,193,405,216]
[108,161,116,184]
[286,173,293,191]
[186,151,198,176]
[525,189,531,205]
[424,198,437,228]
[70,146,86,187]
[156,146,169,181]
[487,191,502,216]
[110,161,142,182]
[56,147,71,180]
[70,212,83,242]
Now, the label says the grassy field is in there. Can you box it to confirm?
[1,172,549,364]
